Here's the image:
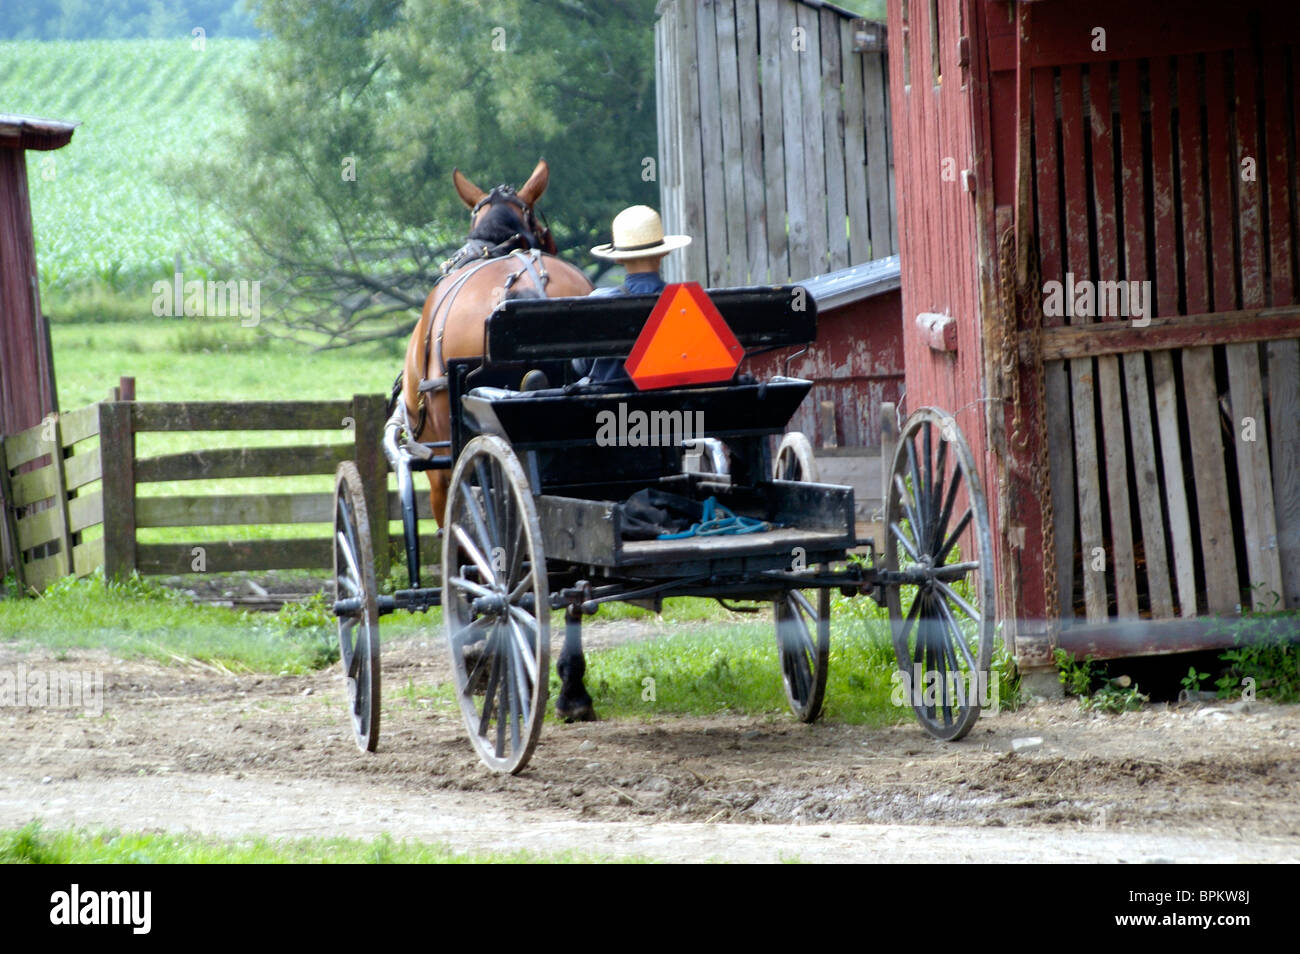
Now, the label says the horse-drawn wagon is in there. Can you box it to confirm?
[331,280,995,774]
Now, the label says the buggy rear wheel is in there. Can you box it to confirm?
[772,431,829,722]
[443,435,550,774]
[884,408,996,741]
[333,461,380,752]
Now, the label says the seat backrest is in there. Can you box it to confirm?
[483,284,817,365]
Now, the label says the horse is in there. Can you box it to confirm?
[400,159,598,721]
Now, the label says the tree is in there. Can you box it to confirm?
[179,0,658,348]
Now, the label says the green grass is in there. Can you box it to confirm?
[0,39,258,292]
[0,572,337,674]
[0,822,643,864]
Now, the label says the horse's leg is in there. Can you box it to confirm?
[555,605,596,722]
[427,470,449,527]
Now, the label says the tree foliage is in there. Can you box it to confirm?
[180,0,658,347]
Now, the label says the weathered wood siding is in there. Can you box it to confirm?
[656,0,896,284]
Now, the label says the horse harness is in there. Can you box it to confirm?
[406,189,556,439]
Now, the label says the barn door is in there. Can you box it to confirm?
[1030,47,1300,624]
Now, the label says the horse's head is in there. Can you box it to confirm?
[453,159,556,254]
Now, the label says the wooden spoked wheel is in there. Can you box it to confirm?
[884,408,996,741]
[773,431,819,482]
[775,588,830,722]
[772,431,829,722]
[333,461,381,752]
[443,435,550,774]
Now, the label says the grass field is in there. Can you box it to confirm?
[0,821,639,864]
[0,38,257,292]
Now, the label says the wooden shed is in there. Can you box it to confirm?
[887,0,1300,671]
[0,113,77,578]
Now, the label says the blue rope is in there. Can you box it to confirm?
[657,497,774,539]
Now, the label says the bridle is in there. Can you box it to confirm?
[469,184,556,255]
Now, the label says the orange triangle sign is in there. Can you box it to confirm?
[624,283,744,390]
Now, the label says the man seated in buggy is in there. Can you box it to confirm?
[519,204,691,391]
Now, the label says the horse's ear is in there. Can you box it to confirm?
[517,159,549,207]
[453,168,487,210]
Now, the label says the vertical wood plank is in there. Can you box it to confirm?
[1265,47,1300,608]
[0,439,23,588]
[714,0,749,285]
[735,0,769,283]
[353,393,390,585]
[758,0,790,281]
[47,416,75,579]
[1148,54,1199,617]
[841,25,870,265]
[821,8,849,272]
[1223,50,1284,606]
[1180,52,1239,614]
[798,2,828,276]
[1033,66,1076,621]
[655,14,672,281]
[1117,59,1173,618]
[1088,63,1138,619]
[1060,65,1107,622]
[98,401,136,580]
[675,0,708,283]
[862,50,892,259]
[779,0,811,279]
[696,0,728,286]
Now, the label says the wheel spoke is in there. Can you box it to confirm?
[906,436,927,534]
[473,458,503,547]
[464,628,495,693]
[505,622,527,753]
[932,561,981,579]
[507,613,540,685]
[453,525,499,587]
[336,531,363,587]
[929,437,949,552]
[934,579,981,623]
[932,463,964,555]
[478,632,501,735]
[893,473,924,558]
[495,650,508,758]
[898,589,923,655]
[459,482,497,563]
[936,509,973,564]
[450,616,492,648]
[934,594,979,671]
[890,522,922,563]
[449,575,494,601]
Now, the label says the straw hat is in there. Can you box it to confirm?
[590,205,692,261]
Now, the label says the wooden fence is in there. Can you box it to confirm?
[0,396,437,591]
[655,0,896,286]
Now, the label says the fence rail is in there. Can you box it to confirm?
[0,395,437,591]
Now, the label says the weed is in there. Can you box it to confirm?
[1180,666,1210,695]
[1210,603,1300,703]
[0,822,63,864]
[1055,648,1148,713]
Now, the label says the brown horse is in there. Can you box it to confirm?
[401,159,593,524]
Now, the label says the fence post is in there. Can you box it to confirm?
[352,394,390,583]
[880,401,897,514]
[98,401,136,580]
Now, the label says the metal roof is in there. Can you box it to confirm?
[799,255,901,310]
[0,113,78,151]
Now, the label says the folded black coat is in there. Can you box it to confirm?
[616,488,705,541]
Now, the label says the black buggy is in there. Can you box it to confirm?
[331,286,996,773]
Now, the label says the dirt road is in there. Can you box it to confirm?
[2,637,1297,863]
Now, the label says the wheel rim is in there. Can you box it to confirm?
[884,408,995,741]
[334,462,380,752]
[774,432,819,482]
[443,436,549,774]
[776,588,830,722]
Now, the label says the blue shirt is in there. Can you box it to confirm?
[576,271,667,383]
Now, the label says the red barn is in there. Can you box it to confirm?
[888,0,1300,678]
[0,114,77,578]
